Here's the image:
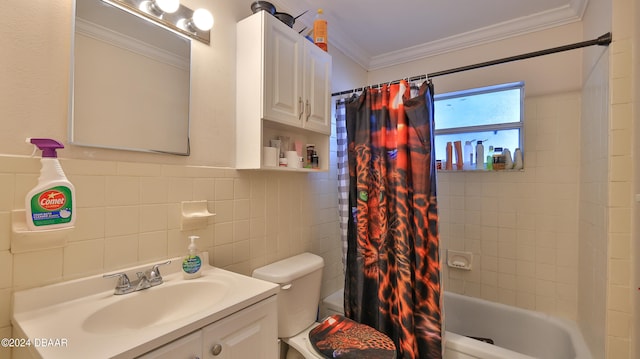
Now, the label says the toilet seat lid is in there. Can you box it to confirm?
[309,315,396,358]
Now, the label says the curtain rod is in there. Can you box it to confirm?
[428,32,612,78]
[331,32,612,97]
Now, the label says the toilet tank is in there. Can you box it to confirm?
[252,253,324,338]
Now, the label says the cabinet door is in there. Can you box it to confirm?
[263,16,303,127]
[137,331,202,359]
[302,42,332,134]
[201,297,277,359]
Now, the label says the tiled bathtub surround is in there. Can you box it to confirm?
[0,156,344,358]
[439,92,581,320]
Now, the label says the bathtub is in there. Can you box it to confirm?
[321,290,591,359]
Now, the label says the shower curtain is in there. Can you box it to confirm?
[338,80,442,359]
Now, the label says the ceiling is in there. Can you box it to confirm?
[268,0,589,70]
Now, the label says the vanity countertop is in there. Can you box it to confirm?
[11,255,279,358]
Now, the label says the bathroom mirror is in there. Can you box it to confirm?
[70,0,191,155]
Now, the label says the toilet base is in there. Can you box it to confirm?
[282,322,323,359]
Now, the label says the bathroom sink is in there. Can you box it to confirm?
[82,280,229,334]
[11,254,279,359]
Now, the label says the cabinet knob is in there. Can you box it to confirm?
[305,100,311,121]
[211,344,223,356]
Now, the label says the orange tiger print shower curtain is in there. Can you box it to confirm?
[344,80,442,358]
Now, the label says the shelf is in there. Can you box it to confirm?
[245,166,326,172]
[181,201,215,230]
[437,168,525,173]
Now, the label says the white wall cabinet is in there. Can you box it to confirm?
[138,297,277,359]
[263,17,331,133]
[236,11,332,171]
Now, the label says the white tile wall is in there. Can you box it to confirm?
[603,19,635,356]
[440,92,581,321]
[0,156,344,355]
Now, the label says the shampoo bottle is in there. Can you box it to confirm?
[25,138,76,231]
[475,141,484,170]
[182,235,202,279]
[464,141,473,168]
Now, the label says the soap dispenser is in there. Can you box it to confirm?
[182,235,202,279]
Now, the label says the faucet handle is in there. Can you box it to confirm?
[147,260,171,285]
[103,272,131,291]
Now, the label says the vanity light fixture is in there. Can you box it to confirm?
[178,8,214,32]
[191,8,214,31]
[102,0,213,44]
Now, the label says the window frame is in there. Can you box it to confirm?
[433,81,525,158]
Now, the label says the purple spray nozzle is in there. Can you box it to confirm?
[29,138,64,158]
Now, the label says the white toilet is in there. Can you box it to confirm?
[252,252,327,358]
[253,253,396,359]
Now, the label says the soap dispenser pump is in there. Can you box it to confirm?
[182,235,202,279]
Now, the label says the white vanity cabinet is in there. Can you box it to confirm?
[137,331,202,359]
[236,11,332,171]
[201,295,277,358]
[138,296,277,359]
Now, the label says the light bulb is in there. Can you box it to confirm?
[192,9,214,31]
[155,0,180,13]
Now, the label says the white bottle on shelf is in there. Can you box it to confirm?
[464,141,473,168]
[475,141,484,169]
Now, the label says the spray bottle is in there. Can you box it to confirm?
[25,138,76,230]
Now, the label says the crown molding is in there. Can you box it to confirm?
[270,0,588,71]
[335,0,588,71]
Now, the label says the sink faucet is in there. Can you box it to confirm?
[103,260,171,295]
[134,272,151,291]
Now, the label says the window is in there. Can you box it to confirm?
[434,82,523,169]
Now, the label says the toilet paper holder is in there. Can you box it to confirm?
[447,249,472,270]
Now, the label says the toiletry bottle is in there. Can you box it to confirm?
[454,141,463,170]
[493,147,503,170]
[503,148,513,169]
[25,138,76,231]
[486,146,494,170]
[464,141,473,168]
[475,141,484,169]
[306,144,315,168]
[513,148,523,170]
[311,150,319,169]
[279,153,287,167]
[313,9,328,51]
[182,236,202,279]
[445,142,453,170]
